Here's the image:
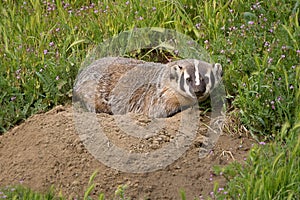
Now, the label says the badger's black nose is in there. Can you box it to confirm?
[194,85,206,97]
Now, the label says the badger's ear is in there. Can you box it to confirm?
[169,64,181,81]
[213,63,223,77]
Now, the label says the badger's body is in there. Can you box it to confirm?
[73,57,222,118]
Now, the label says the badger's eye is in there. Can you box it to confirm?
[186,77,192,82]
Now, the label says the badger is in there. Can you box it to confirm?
[73,57,222,118]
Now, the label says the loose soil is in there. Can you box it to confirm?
[0,105,253,199]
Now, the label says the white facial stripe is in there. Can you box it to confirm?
[193,60,200,86]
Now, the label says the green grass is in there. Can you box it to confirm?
[0,0,299,199]
[213,123,300,200]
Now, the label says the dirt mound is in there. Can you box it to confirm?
[0,105,253,199]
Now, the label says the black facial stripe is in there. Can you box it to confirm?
[179,73,185,92]
[210,71,215,88]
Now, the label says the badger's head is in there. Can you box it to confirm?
[168,59,223,102]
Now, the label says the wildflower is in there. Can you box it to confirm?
[278,77,282,81]
[290,85,294,89]
[277,96,282,101]
[43,49,48,55]
[94,9,98,13]
[152,7,156,11]
[240,24,245,29]
[11,96,16,101]
[195,23,201,30]
[224,191,228,195]
[210,191,214,197]
[272,105,275,110]
[269,29,274,33]
[229,9,234,13]
[281,45,287,50]
[242,83,246,87]
[125,1,129,5]
[219,172,223,176]
[248,21,254,25]
[268,58,273,64]
[204,40,209,44]
[259,141,266,145]
[292,65,295,69]
[220,49,225,54]
[56,28,60,32]
[138,16,143,20]
[297,50,300,54]
[281,54,285,58]
[49,42,54,47]
[174,50,179,55]
[40,68,43,72]
[264,41,270,47]
[218,187,224,192]
[56,76,60,80]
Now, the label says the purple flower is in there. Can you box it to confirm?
[224,191,228,195]
[264,41,270,47]
[125,1,129,5]
[270,101,275,105]
[272,105,275,110]
[277,96,282,101]
[56,76,60,80]
[218,187,224,192]
[290,85,294,89]
[11,96,16,101]
[56,28,60,32]
[259,141,266,145]
[292,65,295,69]
[248,21,254,25]
[281,54,285,58]
[138,16,143,20]
[195,23,201,29]
[43,49,48,55]
[49,42,54,47]
[297,50,300,54]
[268,58,273,64]
[269,29,274,33]
[152,7,157,11]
